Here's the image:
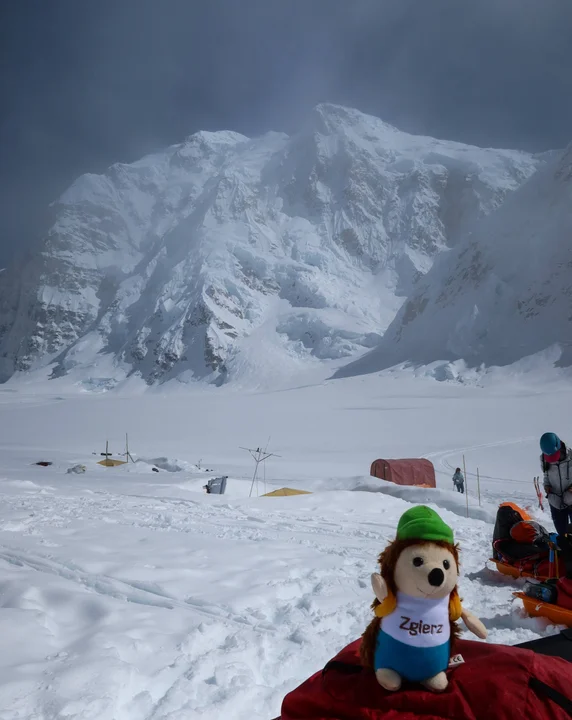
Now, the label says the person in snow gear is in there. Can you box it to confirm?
[452,468,464,493]
[360,505,486,693]
[540,432,572,536]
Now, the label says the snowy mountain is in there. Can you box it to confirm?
[0,104,539,387]
[335,144,571,379]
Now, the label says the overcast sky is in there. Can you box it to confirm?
[1,0,572,264]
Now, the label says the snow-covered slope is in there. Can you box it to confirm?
[335,144,571,379]
[0,104,539,386]
[0,371,570,718]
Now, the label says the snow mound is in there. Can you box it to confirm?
[353,479,496,523]
[135,457,199,473]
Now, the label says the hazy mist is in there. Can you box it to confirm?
[1,0,572,264]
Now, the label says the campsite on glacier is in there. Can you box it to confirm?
[0,355,571,719]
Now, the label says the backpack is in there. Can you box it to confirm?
[278,637,572,719]
[492,502,554,567]
[493,503,532,548]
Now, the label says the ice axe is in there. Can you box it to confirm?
[533,476,544,511]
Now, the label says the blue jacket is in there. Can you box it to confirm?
[452,471,464,485]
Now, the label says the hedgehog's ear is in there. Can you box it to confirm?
[371,573,387,603]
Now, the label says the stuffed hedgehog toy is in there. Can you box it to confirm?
[360,505,487,693]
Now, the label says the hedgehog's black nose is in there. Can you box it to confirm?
[428,568,444,587]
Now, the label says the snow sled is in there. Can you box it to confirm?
[514,576,572,626]
[490,557,560,582]
[490,502,566,580]
[490,557,537,581]
[275,635,572,719]
[514,591,572,628]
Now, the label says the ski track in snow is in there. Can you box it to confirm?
[425,437,538,485]
[0,375,566,719]
[0,484,385,719]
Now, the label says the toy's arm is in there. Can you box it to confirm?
[461,608,488,639]
[371,573,388,603]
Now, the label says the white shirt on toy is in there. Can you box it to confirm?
[382,592,450,648]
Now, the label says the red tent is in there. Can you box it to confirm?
[370,458,436,488]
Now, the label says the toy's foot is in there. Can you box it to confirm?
[422,671,448,693]
[375,668,402,691]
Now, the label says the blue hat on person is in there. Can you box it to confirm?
[540,432,561,457]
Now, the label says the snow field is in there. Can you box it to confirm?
[0,368,569,718]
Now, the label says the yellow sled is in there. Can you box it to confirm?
[514,591,572,628]
[490,558,552,581]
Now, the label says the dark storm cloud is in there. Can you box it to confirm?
[1,0,572,263]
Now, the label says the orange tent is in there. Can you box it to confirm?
[370,458,436,488]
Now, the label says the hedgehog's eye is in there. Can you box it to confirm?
[413,557,424,567]
[443,560,451,570]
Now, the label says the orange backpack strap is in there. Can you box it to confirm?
[449,588,462,621]
[374,591,397,618]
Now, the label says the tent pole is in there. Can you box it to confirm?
[126,433,134,463]
[463,454,469,518]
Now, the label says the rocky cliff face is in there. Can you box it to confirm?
[0,104,539,386]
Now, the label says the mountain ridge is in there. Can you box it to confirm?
[335,141,572,380]
[0,104,540,387]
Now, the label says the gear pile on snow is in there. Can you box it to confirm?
[492,502,565,579]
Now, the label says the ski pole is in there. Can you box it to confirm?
[549,533,558,579]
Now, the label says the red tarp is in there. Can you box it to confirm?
[370,458,436,488]
[279,637,572,720]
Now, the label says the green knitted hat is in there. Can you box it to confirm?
[396,505,454,544]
